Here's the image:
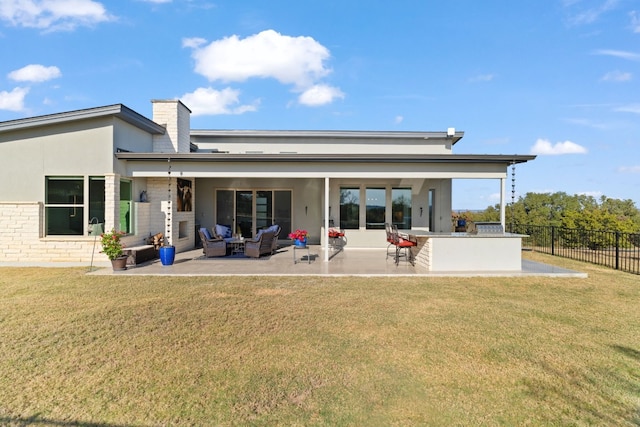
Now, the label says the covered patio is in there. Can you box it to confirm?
[87,246,586,277]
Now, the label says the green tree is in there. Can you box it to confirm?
[467,192,640,233]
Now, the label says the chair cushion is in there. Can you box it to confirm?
[398,238,416,247]
[215,224,232,238]
[200,227,212,240]
[266,224,280,234]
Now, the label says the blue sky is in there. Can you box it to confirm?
[1,0,639,210]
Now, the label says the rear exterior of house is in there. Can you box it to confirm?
[0,100,534,264]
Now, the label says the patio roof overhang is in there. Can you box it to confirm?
[115,152,536,179]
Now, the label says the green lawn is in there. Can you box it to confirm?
[1,252,639,426]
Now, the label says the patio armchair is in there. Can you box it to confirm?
[244,230,276,258]
[199,228,227,257]
[266,224,281,253]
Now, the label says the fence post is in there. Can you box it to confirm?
[615,231,620,270]
[551,226,555,256]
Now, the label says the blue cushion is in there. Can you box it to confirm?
[200,227,212,240]
[267,224,279,234]
[255,229,265,240]
[215,224,232,238]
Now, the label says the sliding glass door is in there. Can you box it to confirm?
[236,191,253,237]
[216,189,291,238]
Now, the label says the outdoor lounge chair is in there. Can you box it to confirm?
[244,230,276,258]
[199,229,227,257]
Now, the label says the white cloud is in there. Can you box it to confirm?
[394,115,404,124]
[0,87,30,112]
[187,30,332,88]
[566,0,618,25]
[618,165,640,173]
[182,37,206,49]
[298,84,344,106]
[180,87,259,116]
[530,138,588,155]
[563,117,613,130]
[630,11,640,33]
[593,49,640,61]
[0,0,114,31]
[8,64,61,82]
[468,74,495,83]
[601,70,631,81]
[615,104,640,114]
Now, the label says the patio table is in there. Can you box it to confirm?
[228,238,245,256]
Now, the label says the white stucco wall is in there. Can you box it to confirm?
[191,132,457,155]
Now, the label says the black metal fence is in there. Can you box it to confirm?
[507,224,640,275]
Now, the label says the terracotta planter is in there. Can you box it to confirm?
[110,256,128,271]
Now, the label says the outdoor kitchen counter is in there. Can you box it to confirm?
[402,231,525,272]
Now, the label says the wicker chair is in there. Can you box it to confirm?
[198,229,226,257]
[244,230,276,258]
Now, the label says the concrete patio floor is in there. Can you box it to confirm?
[85,245,587,277]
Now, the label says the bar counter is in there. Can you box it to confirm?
[403,231,525,272]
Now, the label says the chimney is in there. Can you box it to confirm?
[151,99,191,153]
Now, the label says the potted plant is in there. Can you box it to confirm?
[100,229,128,270]
[289,229,309,247]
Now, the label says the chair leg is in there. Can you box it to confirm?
[386,242,395,259]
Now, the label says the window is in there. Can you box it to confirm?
[89,177,105,228]
[428,189,435,232]
[46,177,84,235]
[120,179,133,234]
[392,188,412,229]
[340,188,360,229]
[365,188,385,229]
[46,176,105,236]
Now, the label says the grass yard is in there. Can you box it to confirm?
[0,252,639,426]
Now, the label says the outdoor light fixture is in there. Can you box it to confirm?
[420,207,423,217]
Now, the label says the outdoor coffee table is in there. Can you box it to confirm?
[228,238,245,256]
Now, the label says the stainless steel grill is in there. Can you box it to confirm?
[473,222,504,234]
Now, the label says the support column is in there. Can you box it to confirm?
[500,178,506,229]
[105,174,119,231]
[324,177,330,262]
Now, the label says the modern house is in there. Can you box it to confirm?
[0,100,535,264]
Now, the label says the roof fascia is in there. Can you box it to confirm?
[115,152,536,165]
[0,104,166,135]
[190,129,465,144]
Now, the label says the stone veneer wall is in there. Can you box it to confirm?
[0,175,163,264]
[147,177,195,253]
[151,100,191,154]
[0,202,109,264]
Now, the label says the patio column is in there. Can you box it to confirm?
[324,176,330,262]
[500,177,506,229]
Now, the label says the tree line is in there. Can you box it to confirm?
[455,192,640,233]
